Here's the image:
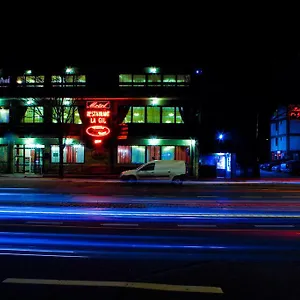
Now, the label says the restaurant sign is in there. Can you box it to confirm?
[85,101,111,145]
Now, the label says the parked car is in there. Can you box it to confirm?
[271,164,281,172]
[263,161,282,171]
[120,160,187,184]
[280,160,300,175]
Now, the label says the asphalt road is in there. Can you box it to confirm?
[0,179,300,298]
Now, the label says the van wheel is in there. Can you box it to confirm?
[172,176,183,185]
[128,175,137,183]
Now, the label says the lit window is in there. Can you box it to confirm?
[52,75,86,87]
[74,108,82,124]
[51,76,62,87]
[177,75,191,85]
[0,108,9,123]
[36,76,45,86]
[161,146,175,160]
[162,107,175,123]
[23,107,44,123]
[75,75,86,84]
[163,75,176,86]
[65,75,74,83]
[148,74,161,86]
[175,107,183,123]
[51,145,84,163]
[52,106,82,124]
[119,74,132,83]
[132,107,145,123]
[117,146,131,163]
[175,146,189,162]
[25,76,35,84]
[124,107,132,123]
[147,106,160,123]
[17,75,45,87]
[16,76,25,84]
[147,146,161,161]
[132,146,145,164]
[133,75,146,86]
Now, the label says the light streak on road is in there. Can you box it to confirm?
[0,230,298,260]
[0,206,299,221]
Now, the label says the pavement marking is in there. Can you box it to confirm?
[284,196,300,198]
[177,224,217,228]
[254,225,295,228]
[2,278,223,294]
[101,223,139,227]
[197,196,218,198]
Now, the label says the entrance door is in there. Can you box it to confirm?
[14,145,44,174]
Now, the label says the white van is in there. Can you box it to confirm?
[120,160,187,184]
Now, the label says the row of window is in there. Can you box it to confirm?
[51,145,85,163]
[15,75,86,87]
[0,106,184,125]
[1,74,191,88]
[0,144,85,165]
[2,144,189,165]
[0,107,82,124]
[124,107,183,124]
[119,74,190,86]
[117,145,189,164]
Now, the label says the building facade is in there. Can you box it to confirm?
[270,105,300,161]
[0,66,201,176]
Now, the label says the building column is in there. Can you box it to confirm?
[6,142,14,174]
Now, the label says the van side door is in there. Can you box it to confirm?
[153,163,172,180]
[136,163,155,180]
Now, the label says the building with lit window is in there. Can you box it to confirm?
[271,105,300,161]
[0,65,201,176]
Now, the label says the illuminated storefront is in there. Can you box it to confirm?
[0,66,201,176]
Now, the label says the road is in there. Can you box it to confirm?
[0,179,300,298]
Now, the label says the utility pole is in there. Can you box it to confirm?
[253,111,261,178]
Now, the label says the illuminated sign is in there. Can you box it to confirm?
[85,101,111,145]
[86,110,110,124]
[289,105,300,120]
[86,101,110,109]
[86,126,111,137]
[0,77,10,85]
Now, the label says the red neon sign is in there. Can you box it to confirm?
[86,126,111,137]
[86,111,110,118]
[86,101,110,109]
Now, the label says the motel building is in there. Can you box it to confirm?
[0,66,201,176]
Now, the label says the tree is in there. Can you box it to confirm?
[50,98,79,178]
[24,97,80,178]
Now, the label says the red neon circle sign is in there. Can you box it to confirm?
[86,126,111,137]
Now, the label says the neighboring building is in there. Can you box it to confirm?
[0,66,202,176]
[270,105,300,161]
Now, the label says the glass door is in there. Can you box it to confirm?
[14,145,44,174]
